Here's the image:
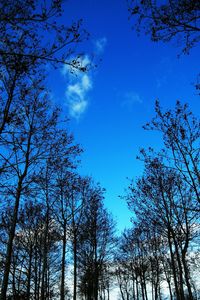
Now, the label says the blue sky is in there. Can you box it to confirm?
[49,0,200,232]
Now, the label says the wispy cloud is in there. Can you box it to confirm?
[61,37,107,120]
[66,73,92,119]
[122,91,143,108]
[95,37,107,54]
[61,55,92,120]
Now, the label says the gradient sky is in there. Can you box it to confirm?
[48,0,200,232]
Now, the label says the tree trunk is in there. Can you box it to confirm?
[143,273,148,300]
[12,256,17,299]
[168,232,181,300]
[131,275,136,300]
[73,234,77,300]
[41,208,49,300]
[172,235,185,300]
[136,276,139,300]
[107,284,110,300]
[60,223,67,300]
[0,179,22,300]
[119,283,125,300]
[0,72,17,135]
[182,253,193,300]
[140,277,145,300]
[27,243,33,299]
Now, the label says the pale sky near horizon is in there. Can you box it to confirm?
[49,0,200,232]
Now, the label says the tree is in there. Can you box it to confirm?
[116,226,160,300]
[143,100,200,209]
[0,0,89,136]
[10,201,46,299]
[9,200,61,300]
[125,152,199,300]
[128,0,200,54]
[121,100,200,299]
[77,182,116,300]
[0,2,91,296]
[0,76,82,298]
[53,173,87,300]
[0,0,88,66]
[31,125,81,300]
[67,176,91,300]
[0,83,53,299]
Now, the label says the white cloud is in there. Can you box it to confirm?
[82,74,92,90]
[62,55,94,120]
[122,91,143,108]
[68,99,88,119]
[95,37,107,54]
[61,37,107,119]
[60,55,92,119]
[65,71,92,120]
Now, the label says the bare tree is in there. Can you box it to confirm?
[77,182,116,300]
[143,100,200,208]
[125,155,199,300]
[0,80,68,299]
[0,0,89,136]
[128,0,200,54]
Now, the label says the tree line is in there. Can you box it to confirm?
[115,2,200,297]
[115,101,200,300]
[0,1,115,299]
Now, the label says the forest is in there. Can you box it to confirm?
[0,0,199,299]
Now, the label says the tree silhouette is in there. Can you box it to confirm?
[128,0,200,54]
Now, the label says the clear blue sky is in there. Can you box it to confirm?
[49,0,200,232]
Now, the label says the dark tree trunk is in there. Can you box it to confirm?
[136,276,139,300]
[73,235,77,300]
[0,179,22,300]
[168,232,181,300]
[41,208,49,300]
[119,283,126,300]
[182,253,193,300]
[60,223,67,300]
[0,72,17,135]
[172,235,185,300]
[27,243,33,299]
[143,274,148,300]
